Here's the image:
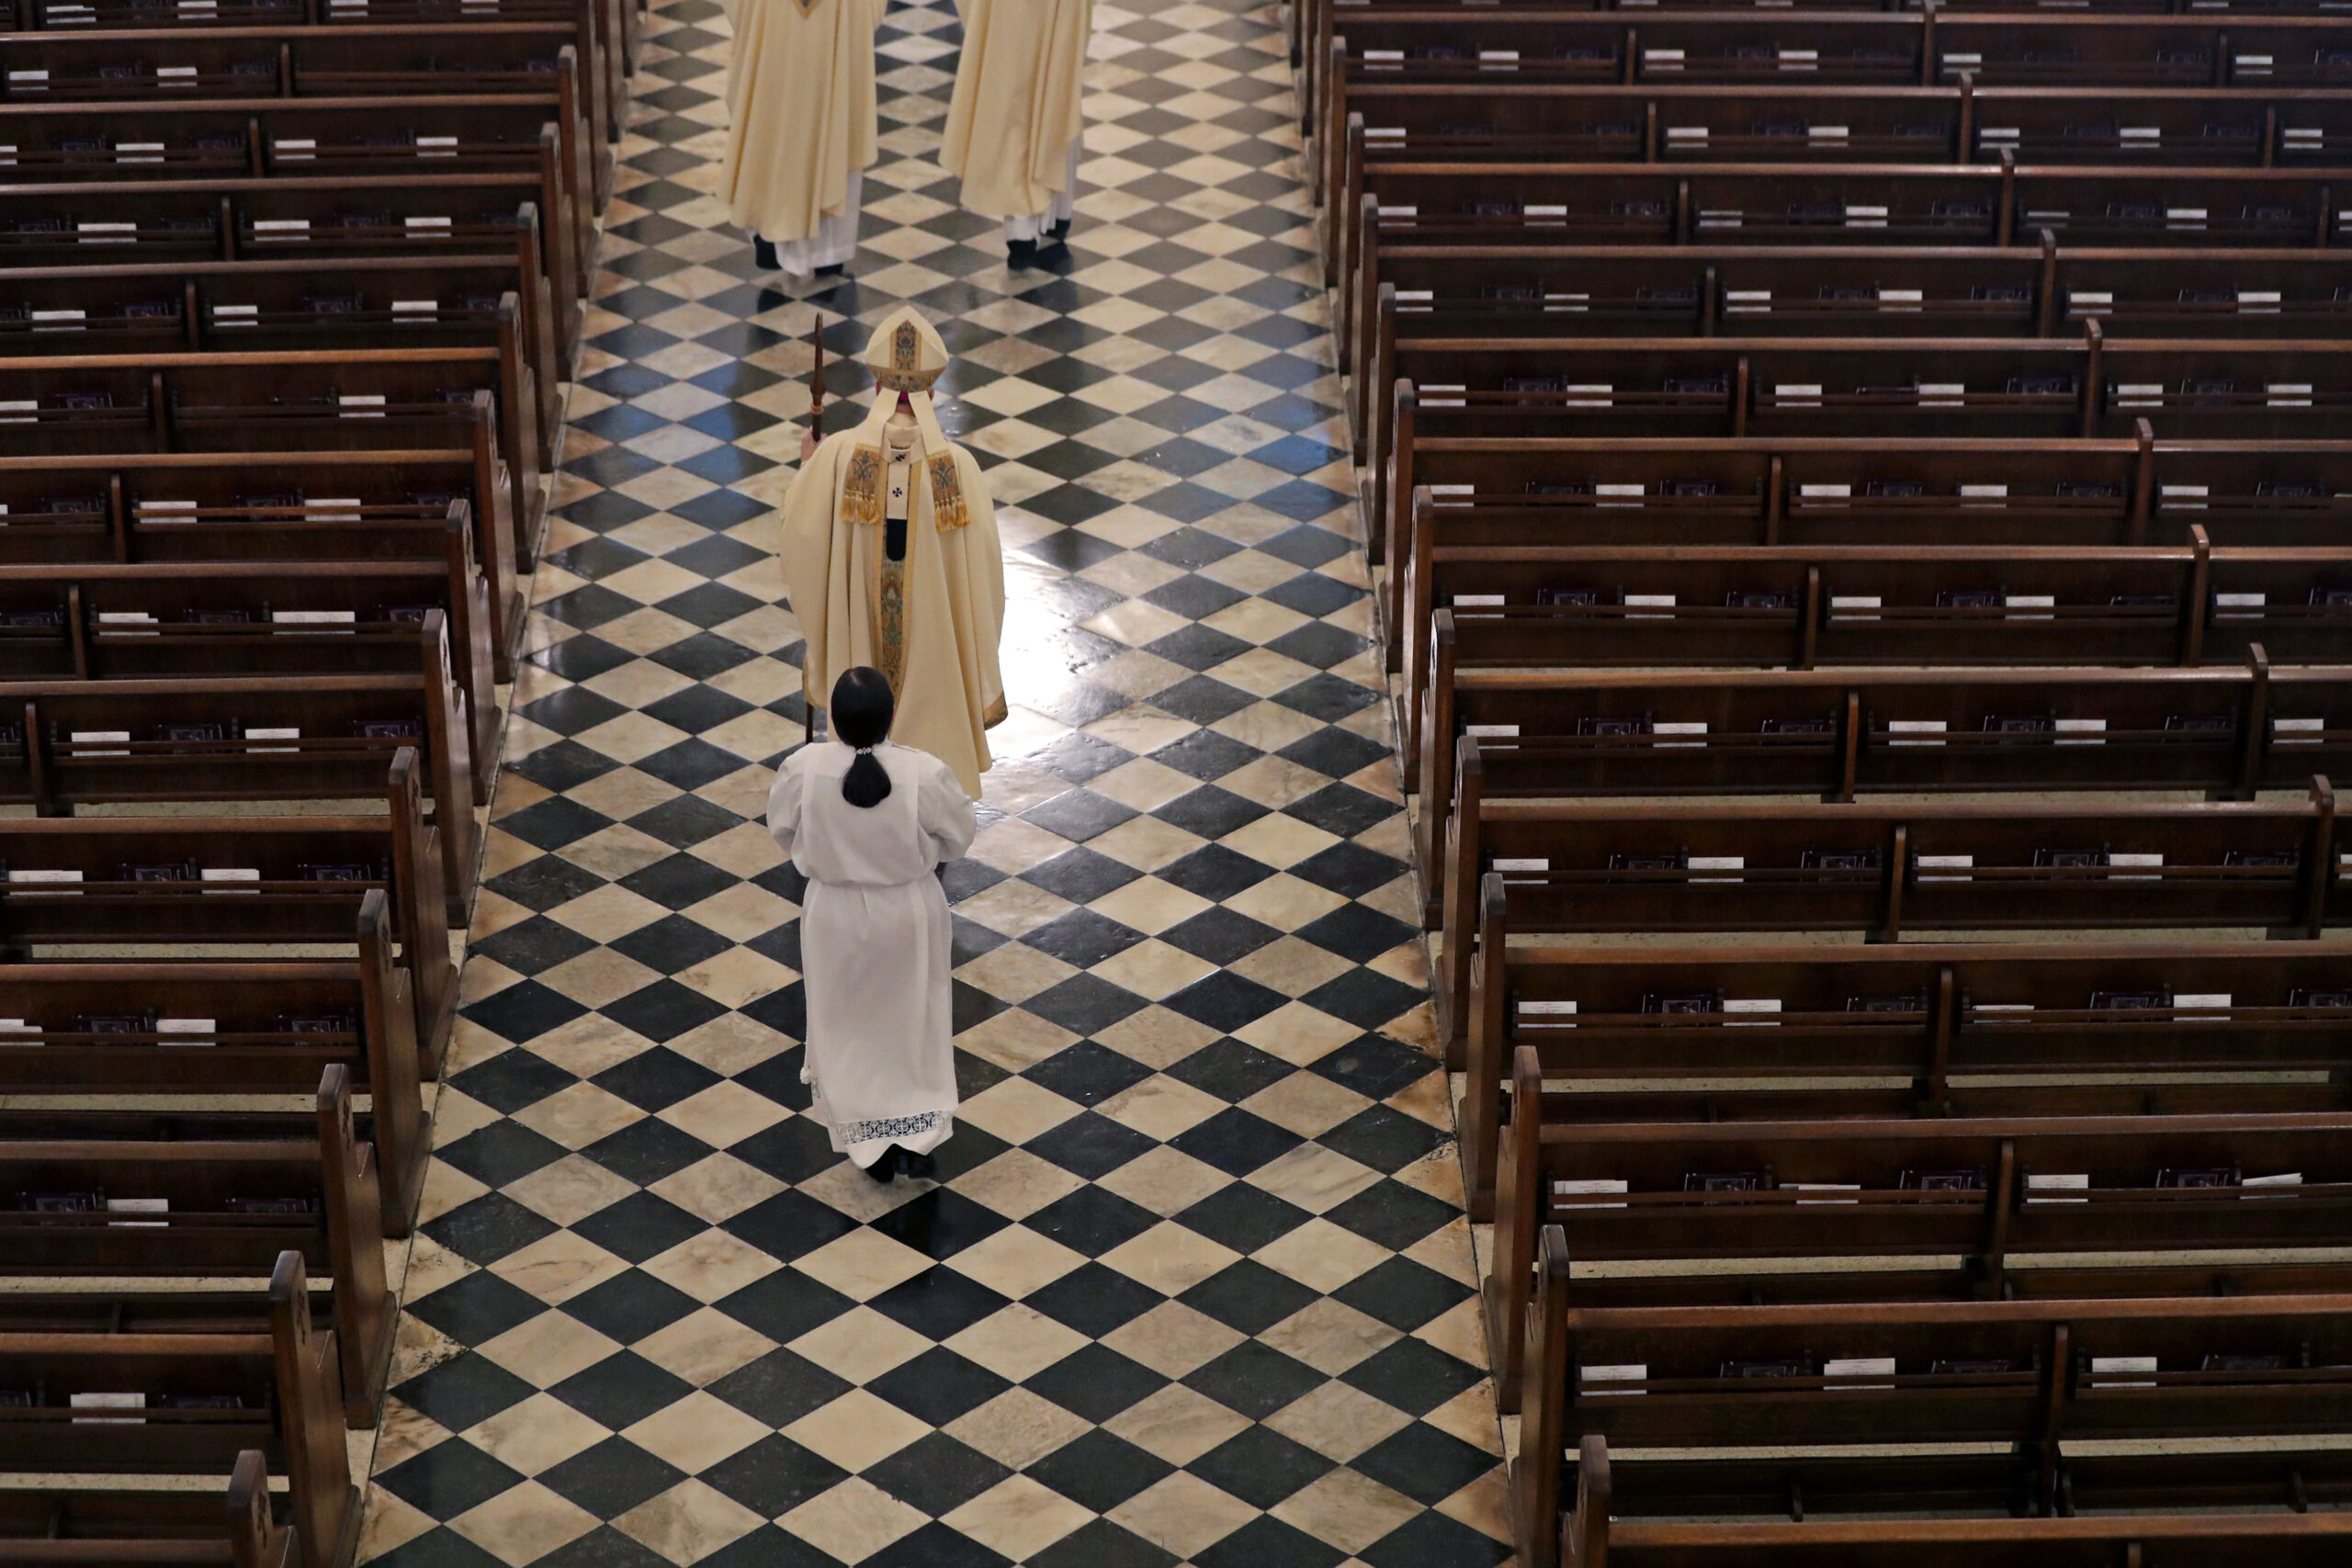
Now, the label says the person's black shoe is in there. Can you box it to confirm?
[752,235,780,271]
[1046,217,1071,247]
[862,1146,899,1183]
[1006,238,1037,270]
[899,1150,938,1181]
[813,261,847,278]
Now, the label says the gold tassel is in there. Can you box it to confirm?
[840,445,885,526]
[927,452,969,531]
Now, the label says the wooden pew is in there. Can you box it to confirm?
[0,1447,293,1568]
[0,345,543,575]
[0,940,425,1233]
[1350,242,2350,444]
[1379,435,2352,649]
[1434,770,2345,1022]
[0,552,497,767]
[0,1251,356,1568]
[0,169,583,356]
[0,660,479,908]
[1461,934,2352,1213]
[0,1066,394,1420]
[1418,636,2348,863]
[1547,1438,2352,1568]
[0,21,614,206]
[0,458,522,672]
[0,90,593,276]
[0,253,573,457]
[0,749,458,1069]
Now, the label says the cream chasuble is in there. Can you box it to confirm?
[718,0,880,244]
[938,0,1093,220]
[776,310,1008,797]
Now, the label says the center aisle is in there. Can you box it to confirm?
[356,1,1511,1564]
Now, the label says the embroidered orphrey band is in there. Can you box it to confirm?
[927,453,969,530]
[841,444,884,525]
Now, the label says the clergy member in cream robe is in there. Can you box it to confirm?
[776,306,1008,797]
[938,0,1092,265]
[771,666,977,1179]
[718,0,879,276]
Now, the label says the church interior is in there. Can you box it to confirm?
[4,0,2352,1564]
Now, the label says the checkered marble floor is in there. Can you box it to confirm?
[355,2,1512,1565]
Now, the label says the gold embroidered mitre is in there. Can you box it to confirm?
[865,306,948,393]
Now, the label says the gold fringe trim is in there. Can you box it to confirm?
[927,452,969,530]
[841,444,885,526]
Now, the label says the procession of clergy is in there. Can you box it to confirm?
[738,0,1085,1180]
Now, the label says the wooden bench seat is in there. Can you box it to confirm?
[0,1252,356,1568]
[0,253,564,461]
[0,942,425,1233]
[0,553,497,767]
[0,1068,393,1420]
[0,660,478,908]
[0,170,583,356]
[0,749,458,1068]
[0,346,543,576]
[0,1448,291,1568]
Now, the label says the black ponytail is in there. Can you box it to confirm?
[830,666,896,808]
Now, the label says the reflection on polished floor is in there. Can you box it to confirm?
[356,1,1512,1563]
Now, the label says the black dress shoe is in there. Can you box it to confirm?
[1006,237,1037,270]
[813,261,847,278]
[899,1150,938,1181]
[1046,217,1072,246]
[862,1146,899,1183]
[752,235,780,271]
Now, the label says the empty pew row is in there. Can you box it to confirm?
[1435,769,2347,1021]
[0,22,616,207]
[1324,84,2352,281]
[1351,242,2350,447]
[1415,644,2351,870]
[0,346,544,582]
[0,661,478,905]
[0,945,424,1235]
[0,180,582,367]
[1335,160,2350,377]
[0,749,457,1064]
[1377,434,2352,655]
[0,1447,290,1568]
[1520,1290,2352,1568]
[0,1252,355,1568]
[1377,334,2352,572]
[0,91,594,284]
[1294,8,2352,142]
[1463,936,2352,1209]
[0,1068,395,1417]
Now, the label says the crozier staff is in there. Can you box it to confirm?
[769,667,977,1180]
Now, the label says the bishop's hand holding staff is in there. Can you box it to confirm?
[777,308,1009,797]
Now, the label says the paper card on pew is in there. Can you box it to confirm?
[1801,483,1851,499]
[2268,384,2313,408]
[157,66,198,84]
[68,731,128,756]
[1824,1358,1894,1389]
[1875,289,1922,310]
[1625,594,1676,620]
[1917,382,1964,409]
[2110,852,2163,881]
[2027,1173,2089,1203]
[202,868,260,895]
[160,1018,215,1047]
[1545,292,1589,312]
[1645,49,1684,69]
[9,869,82,892]
[2055,718,2105,747]
[107,1197,166,1227]
[274,610,356,634]
[0,1021,32,1037]
[1917,854,1973,882]
[274,139,317,162]
[393,300,440,321]
[71,1393,144,1425]
[246,726,300,754]
[253,220,312,242]
[405,217,452,235]
[7,71,47,87]
[1725,998,1781,1027]
[1725,289,1772,315]
[1465,723,1518,751]
[1960,485,2008,502]
[76,222,135,244]
[1479,50,1520,68]
[1596,483,1643,507]
[2090,1356,2157,1389]
[1419,382,1463,407]
[1689,856,1744,884]
[339,394,386,420]
[417,136,459,159]
[213,304,257,328]
[1890,720,1946,748]
[1655,720,1705,749]
[1581,1365,1646,1394]
[31,310,85,331]
[2006,595,2053,620]
[0,400,37,425]
[1395,288,1432,315]
[2277,717,2324,746]
[116,143,164,165]
[1778,383,1823,408]
[306,499,363,522]
[97,611,158,637]
[1789,1183,1860,1205]
[2244,1172,2302,1199]
[1452,593,1505,619]
[1555,1179,1626,1207]
[1520,999,1576,1026]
